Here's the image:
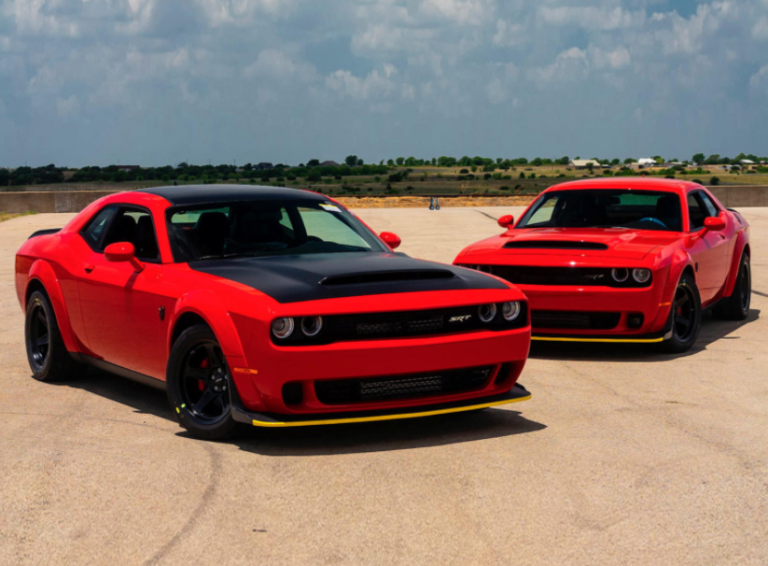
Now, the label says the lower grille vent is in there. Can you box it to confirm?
[315,365,494,405]
[532,310,620,330]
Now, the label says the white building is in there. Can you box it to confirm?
[637,158,656,167]
[569,159,602,169]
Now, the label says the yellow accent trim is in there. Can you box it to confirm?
[250,395,531,428]
[532,336,664,344]
[233,368,258,375]
[176,407,180,413]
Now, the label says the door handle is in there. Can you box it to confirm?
[85,264,94,274]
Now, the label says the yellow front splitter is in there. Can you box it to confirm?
[245,390,531,428]
[532,336,664,344]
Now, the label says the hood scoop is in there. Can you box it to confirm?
[321,269,455,286]
[503,240,608,251]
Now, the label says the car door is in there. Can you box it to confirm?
[76,205,168,379]
[685,191,728,303]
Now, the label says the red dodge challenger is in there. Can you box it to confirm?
[16,185,531,439]
[454,178,751,353]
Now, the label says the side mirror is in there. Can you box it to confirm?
[105,242,145,272]
[380,231,402,250]
[498,215,515,229]
[704,216,726,231]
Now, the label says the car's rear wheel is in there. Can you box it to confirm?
[166,325,238,440]
[713,253,751,321]
[25,290,83,381]
[660,273,702,354]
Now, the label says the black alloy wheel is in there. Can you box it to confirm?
[25,290,83,382]
[180,342,231,425]
[660,272,702,354]
[672,284,697,342]
[713,253,751,321]
[28,300,50,372]
[166,324,238,440]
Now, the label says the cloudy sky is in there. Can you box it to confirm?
[1,0,767,167]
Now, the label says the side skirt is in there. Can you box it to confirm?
[71,353,167,391]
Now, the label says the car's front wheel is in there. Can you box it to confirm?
[25,290,83,381]
[660,272,702,354]
[166,325,238,440]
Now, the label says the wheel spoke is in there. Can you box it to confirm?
[193,388,218,413]
[36,334,49,347]
[185,367,209,382]
[676,316,690,330]
[37,310,48,327]
[204,343,222,368]
[675,294,689,309]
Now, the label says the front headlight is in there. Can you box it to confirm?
[478,304,498,323]
[301,316,323,337]
[271,317,295,339]
[502,301,521,321]
[632,268,652,284]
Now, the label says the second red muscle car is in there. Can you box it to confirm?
[455,178,751,353]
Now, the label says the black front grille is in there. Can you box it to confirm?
[274,303,528,346]
[315,365,494,405]
[473,266,650,288]
[532,310,620,330]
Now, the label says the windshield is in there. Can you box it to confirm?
[517,189,683,232]
[166,199,387,262]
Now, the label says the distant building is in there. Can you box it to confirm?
[117,165,140,171]
[636,158,656,167]
[320,160,340,167]
[256,162,273,170]
[569,159,601,169]
[740,159,755,165]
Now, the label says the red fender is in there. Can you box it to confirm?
[721,230,750,299]
[27,260,79,352]
[650,250,695,332]
[167,289,246,359]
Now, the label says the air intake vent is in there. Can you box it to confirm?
[321,270,454,286]
[503,240,609,250]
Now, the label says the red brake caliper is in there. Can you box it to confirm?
[198,358,209,391]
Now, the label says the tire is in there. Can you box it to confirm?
[713,253,751,321]
[166,324,238,440]
[660,272,702,354]
[25,290,84,381]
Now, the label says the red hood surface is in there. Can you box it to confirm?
[461,228,681,261]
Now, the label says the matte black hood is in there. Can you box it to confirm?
[191,252,507,303]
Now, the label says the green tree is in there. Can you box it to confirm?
[307,159,320,168]
[345,155,358,167]
[396,157,405,166]
[692,153,705,164]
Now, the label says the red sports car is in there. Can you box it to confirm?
[16,185,531,439]
[454,178,751,353]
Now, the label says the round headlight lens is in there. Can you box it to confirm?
[271,317,295,339]
[478,304,498,323]
[502,301,521,321]
[301,316,323,337]
[611,268,629,283]
[633,268,652,284]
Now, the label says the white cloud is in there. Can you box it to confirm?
[419,0,495,26]
[589,46,631,70]
[325,64,402,101]
[243,49,317,83]
[539,6,645,30]
[492,19,527,47]
[529,47,589,84]
[753,17,768,39]
[56,94,79,118]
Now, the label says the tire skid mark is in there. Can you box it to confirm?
[143,444,221,566]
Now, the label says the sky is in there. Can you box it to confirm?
[1,0,767,167]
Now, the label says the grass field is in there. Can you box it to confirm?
[0,212,34,223]
[4,165,767,198]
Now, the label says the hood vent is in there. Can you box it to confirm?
[503,240,608,251]
[321,270,455,286]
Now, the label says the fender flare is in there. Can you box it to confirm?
[651,251,695,332]
[721,230,750,299]
[27,260,78,352]
[167,289,246,359]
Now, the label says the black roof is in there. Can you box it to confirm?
[140,184,327,206]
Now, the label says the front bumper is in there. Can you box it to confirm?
[230,385,531,428]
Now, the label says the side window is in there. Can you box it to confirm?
[102,207,160,261]
[699,193,719,218]
[526,196,560,226]
[80,206,117,249]
[687,193,706,230]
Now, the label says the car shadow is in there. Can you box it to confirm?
[529,308,760,363]
[51,369,546,455]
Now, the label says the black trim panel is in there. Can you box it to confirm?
[72,353,167,391]
[191,253,509,303]
[140,184,326,207]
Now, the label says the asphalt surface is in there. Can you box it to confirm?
[1,207,766,566]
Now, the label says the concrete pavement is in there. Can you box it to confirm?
[1,208,766,566]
